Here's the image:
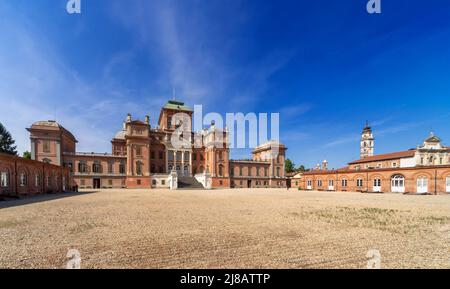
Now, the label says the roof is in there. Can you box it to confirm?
[424,134,441,143]
[29,120,78,142]
[163,100,193,112]
[348,150,416,165]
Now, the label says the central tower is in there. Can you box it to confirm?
[360,122,374,159]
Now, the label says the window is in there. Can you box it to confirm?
[391,175,405,192]
[119,162,125,174]
[264,167,268,177]
[137,179,141,185]
[1,172,8,187]
[151,164,156,173]
[168,117,172,128]
[276,167,280,177]
[152,180,157,186]
[93,162,102,173]
[239,167,243,176]
[307,180,312,187]
[440,158,443,165]
[342,179,347,187]
[200,154,204,161]
[317,180,322,187]
[151,151,155,159]
[421,158,424,165]
[295,181,299,186]
[218,165,224,177]
[373,179,381,187]
[136,161,142,175]
[108,162,114,174]
[161,180,165,185]
[357,179,363,187]
[328,180,334,187]
[219,180,223,186]
[392,162,398,168]
[78,162,87,173]
[19,173,27,187]
[193,153,197,161]
[159,151,163,160]
[35,174,41,187]
[377,163,382,169]
[43,140,50,153]
[136,146,142,157]
[355,165,361,171]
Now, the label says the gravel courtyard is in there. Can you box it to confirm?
[0,189,449,269]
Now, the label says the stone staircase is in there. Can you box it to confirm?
[177,177,205,189]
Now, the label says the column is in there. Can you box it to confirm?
[189,151,193,176]
[165,149,169,173]
[181,151,185,176]
[56,141,61,166]
[31,139,36,160]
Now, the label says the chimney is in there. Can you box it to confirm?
[145,115,150,125]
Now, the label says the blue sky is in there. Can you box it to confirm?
[1,0,450,169]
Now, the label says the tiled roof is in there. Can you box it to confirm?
[348,150,416,165]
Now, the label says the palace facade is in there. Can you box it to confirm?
[26,100,287,190]
[292,124,450,194]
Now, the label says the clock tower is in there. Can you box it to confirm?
[360,122,374,159]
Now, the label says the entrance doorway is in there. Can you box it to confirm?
[247,180,252,188]
[373,179,381,192]
[417,177,428,194]
[391,175,405,193]
[93,178,101,189]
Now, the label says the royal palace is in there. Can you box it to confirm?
[0,100,287,196]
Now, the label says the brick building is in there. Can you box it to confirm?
[26,100,287,190]
[291,124,450,194]
[0,153,71,197]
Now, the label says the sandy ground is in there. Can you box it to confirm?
[0,188,449,269]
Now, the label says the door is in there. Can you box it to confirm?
[446,177,450,193]
[373,179,381,192]
[417,177,428,194]
[247,180,252,188]
[328,180,334,191]
[307,180,312,190]
[391,175,405,193]
[93,178,101,189]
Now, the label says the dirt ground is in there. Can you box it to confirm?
[0,189,449,269]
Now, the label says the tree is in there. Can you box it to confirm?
[285,158,295,173]
[0,122,17,156]
[23,151,32,159]
[297,165,308,172]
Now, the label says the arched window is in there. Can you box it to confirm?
[0,170,9,187]
[19,172,27,187]
[218,165,224,177]
[35,173,41,187]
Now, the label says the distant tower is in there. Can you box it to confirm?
[360,121,374,159]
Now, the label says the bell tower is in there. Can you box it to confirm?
[360,121,374,159]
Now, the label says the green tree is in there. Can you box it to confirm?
[285,158,295,173]
[0,122,17,156]
[297,165,307,172]
[23,151,32,159]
